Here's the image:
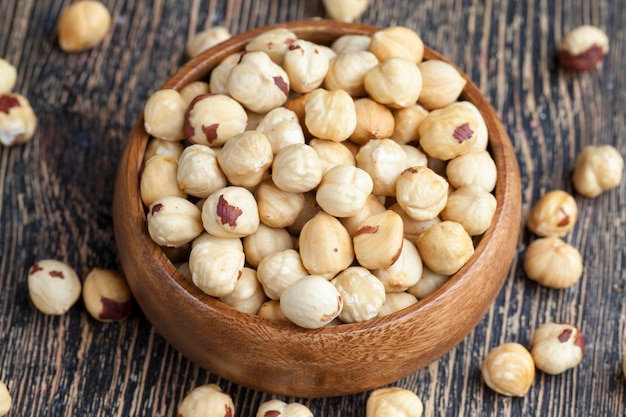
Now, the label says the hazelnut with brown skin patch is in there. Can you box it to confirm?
[530,322,585,374]
[177,384,235,417]
[82,269,133,322]
[256,399,314,417]
[558,25,609,72]
[27,259,82,315]
[0,93,37,147]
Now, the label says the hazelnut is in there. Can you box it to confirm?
[441,184,497,236]
[456,101,489,150]
[219,267,267,314]
[177,384,235,417]
[407,266,449,299]
[257,249,309,300]
[256,107,305,154]
[446,150,497,192]
[364,57,423,109]
[189,233,245,297]
[27,259,82,315]
[402,144,428,169]
[140,154,186,207]
[481,342,535,397]
[0,58,17,94]
[356,138,407,196]
[353,210,404,270]
[323,0,370,23]
[299,212,354,277]
[0,380,11,417]
[373,238,423,292]
[144,137,184,161]
[309,138,356,174]
[201,186,259,238]
[395,166,449,221]
[366,387,424,417]
[217,130,273,188]
[186,26,231,58]
[523,236,583,289]
[280,275,343,329]
[377,291,418,317]
[416,221,474,275]
[271,143,323,193]
[256,399,314,417]
[255,178,305,228]
[350,97,395,144]
[530,322,585,374]
[286,191,322,236]
[417,59,467,110]
[558,25,609,72]
[316,164,373,217]
[242,223,294,268]
[178,80,211,105]
[283,39,329,93]
[184,93,248,147]
[257,299,290,323]
[391,104,429,145]
[177,144,227,198]
[57,0,111,53]
[331,34,372,53]
[340,193,387,236]
[368,26,425,64]
[572,145,624,198]
[389,203,441,241]
[324,50,379,97]
[527,190,578,237]
[245,28,297,65]
[147,196,204,248]
[305,88,357,142]
[209,53,241,95]
[332,267,385,323]
[82,268,133,322]
[0,93,37,146]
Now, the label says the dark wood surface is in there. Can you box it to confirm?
[0,0,624,416]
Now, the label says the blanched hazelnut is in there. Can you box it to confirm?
[0,380,11,417]
[177,144,227,198]
[82,268,132,322]
[189,233,245,297]
[377,292,418,317]
[523,236,583,289]
[332,267,385,323]
[256,107,305,154]
[245,28,297,64]
[368,26,424,64]
[201,186,259,238]
[366,387,423,417]
[256,399,313,417]
[299,212,354,277]
[417,59,467,110]
[530,322,585,374]
[305,88,357,142]
[186,26,231,58]
[179,81,211,105]
[0,59,17,94]
[456,101,488,150]
[219,267,267,314]
[309,138,356,174]
[177,384,235,417]
[481,342,535,397]
[331,34,372,53]
[144,137,184,161]
[271,143,323,193]
[280,275,343,329]
[242,223,294,268]
[228,51,290,113]
[527,190,578,237]
[389,203,441,241]
[283,39,329,93]
[147,196,204,248]
[373,238,423,292]
[140,154,186,207]
[256,249,309,300]
[217,130,273,187]
[340,193,387,236]
[391,104,429,145]
[353,210,404,270]
[395,166,448,221]
[57,0,111,52]
[316,164,373,217]
[324,50,379,97]
[407,266,449,299]
[143,89,187,141]
[27,259,81,315]
[572,145,624,198]
[185,93,248,147]
[350,97,395,144]
[558,25,609,72]
[356,138,407,196]
[0,93,37,146]
[257,299,290,322]
[255,178,305,228]
[323,0,370,22]
[446,150,497,192]
[418,102,480,160]
[209,53,241,95]
[287,191,322,236]
[416,221,474,275]
[401,144,428,169]
[364,57,423,109]
[441,184,497,236]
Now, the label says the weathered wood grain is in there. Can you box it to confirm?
[0,0,624,416]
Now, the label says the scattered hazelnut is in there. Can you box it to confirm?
[0,380,11,417]
[523,236,583,289]
[177,384,235,417]
[572,145,624,198]
[256,399,314,417]
[27,259,82,315]
[0,58,17,94]
[0,93,38,147]
[527,190,578,237]
[186,26,232,58]
[143,89,188,141]
[280,275,343,329]
[322,0,370,23]
[57,0,112,53]
[416,221,474,275]
[82,268,133,322]
[366,387,424,417]
[530,322,585,374]
[558,25,609,72]
[481,342,535,397]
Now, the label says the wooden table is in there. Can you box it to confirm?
[1,0,624,415]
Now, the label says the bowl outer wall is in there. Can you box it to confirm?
[112,20,522,397]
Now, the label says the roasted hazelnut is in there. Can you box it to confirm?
[395,166,449,221]
[256,107,305,154]
[323,0,370,23]
[441,184,497,236]
[305,88,357,142]
[140,154,186,207]
[147,196,204,248]
[189,233,245,297]
[416,221,474,275]
[407,266,449,299]
[245,27,297,64]
[377,291,418,317]
[373,238,423,292]
[0,93,37,146]
[368,26,424,63]
[391,104,429,145]
[572,145,624,198]
[82,268,133,322]
[219,267,267,314]
[316,164,373,217]
[280,275,343,329]
[257,249,309,300]
[366,387,424,417]
[177,144,227,198]
[0,59,17,94]
[309,138,356,174]
[217,130,273,188]
[185,93,248,147]
[446,150,497,192]
[350,97,395,144]
[186,26,231,58]
[558,25,609,72]
[523,236,583,289]
[417,59,467,110]
[0,380,11,417]
[271,143,323,193]
[356,138,407,196]
[201,186,259,238]
[353,210,404,270]
[256,399,314,417]
[299,212,354,277]
[242,223,294,268]
[481,342,535,397]
[332,267,385,323]
[364,57,423,109]
[255,178,305,228]
[27,259,82,315]
[527,190,578,237]
[57,0,111,52]
[177,384,235,417]
[283,39,329,93]
[324,50,379,97]
[418,102,480,160]
[530,322,585,374]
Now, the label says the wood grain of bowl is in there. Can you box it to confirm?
[113,20,521,398]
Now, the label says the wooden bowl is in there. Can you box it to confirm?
[113,20,521,398]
